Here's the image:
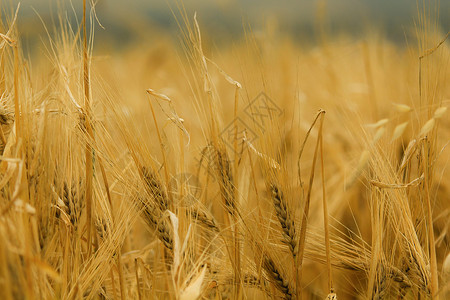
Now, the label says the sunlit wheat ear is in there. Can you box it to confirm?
[399,139,417,171]
[140,201,173,251]
[136,167,173,251]
[56,180,85,229]
[262,255,293,300]
[141,166,169,211]
[214,145,236,215]
[392,122,408,141]
[270,183,297,257]
[433,106,447,119]
[190,205,220,233]
[366,118,389,128]
[393,103,412,113]
[419,118,435,136]
[373,126,385,143]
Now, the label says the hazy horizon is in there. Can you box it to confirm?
[5,0,450,51]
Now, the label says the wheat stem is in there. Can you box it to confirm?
[319,112,333,293]
[422,139,438,299]
[297,110,325,299]
[82,0,94,257]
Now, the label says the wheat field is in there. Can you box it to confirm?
[0,1,449,299]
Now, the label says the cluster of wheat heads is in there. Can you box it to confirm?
[0,2,449,300]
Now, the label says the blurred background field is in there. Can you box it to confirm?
[11,0,450,51]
